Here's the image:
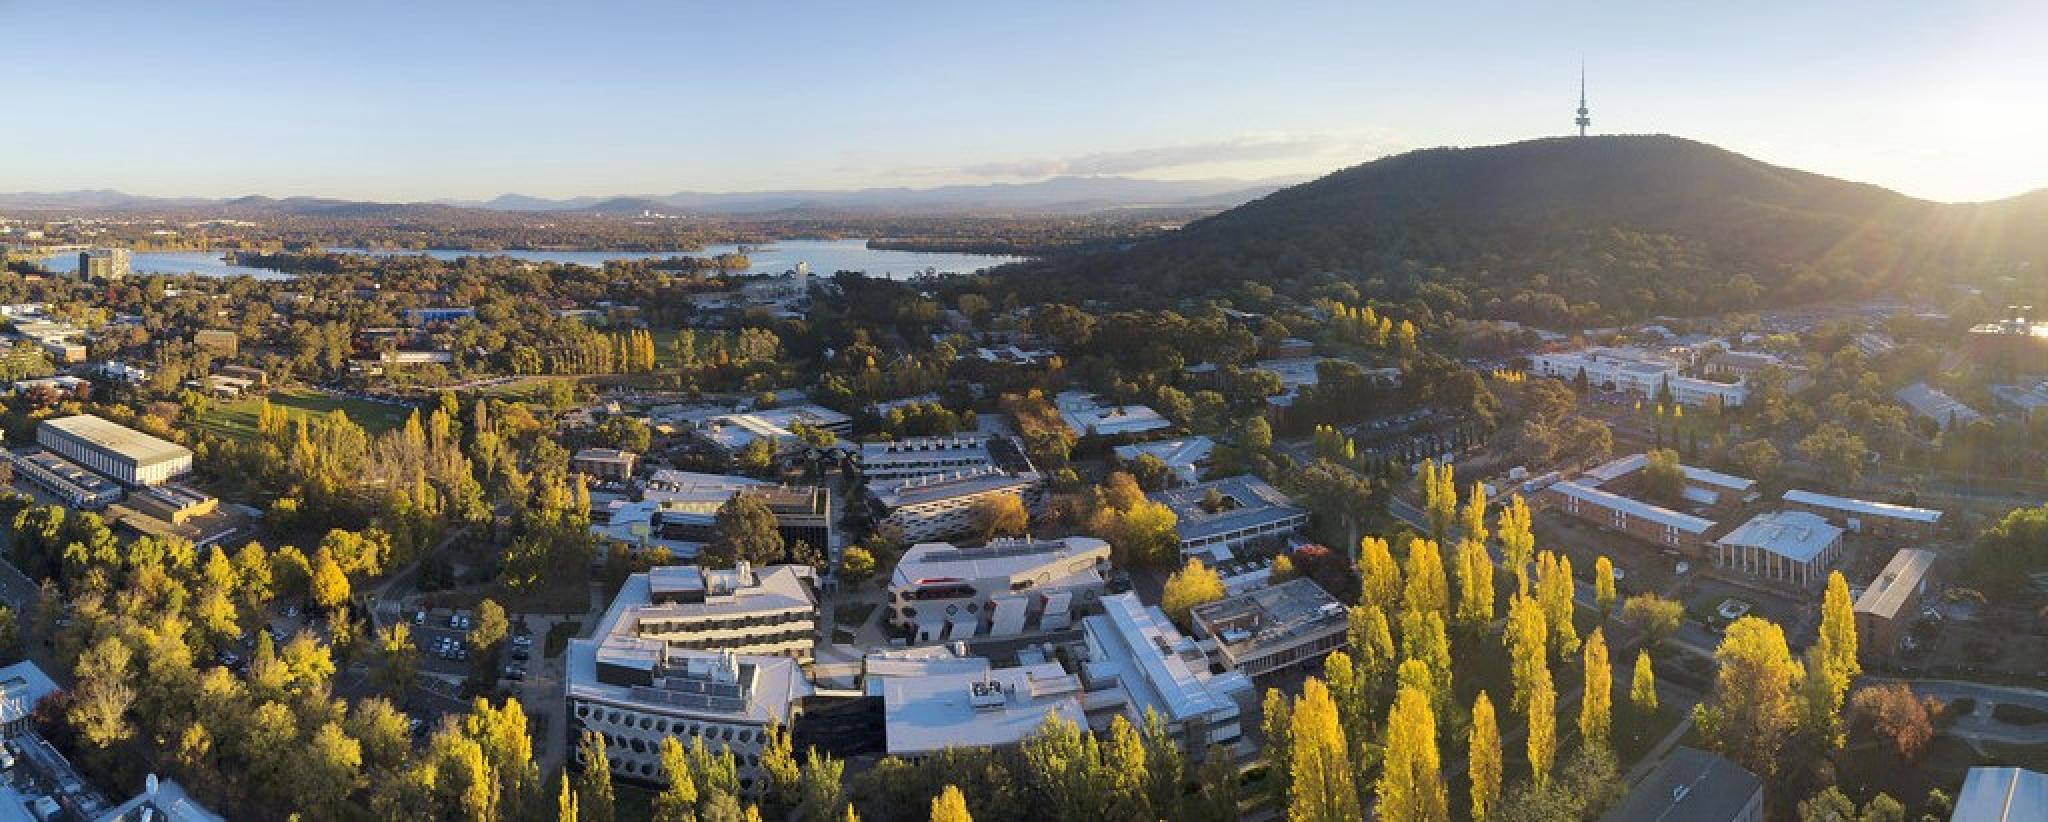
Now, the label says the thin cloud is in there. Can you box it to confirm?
[948,131,1408,179]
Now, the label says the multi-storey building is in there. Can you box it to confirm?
[567,580,814,793]
[7,449,124,509]
[1189,578,1350,679]
[857,435,1035,484]
[37,414,193,487]
[887,536,1111,642]
[1532,347,1749,407]
[1151,475,1310,560]
[873,467,1041,543]
[1080,593,1253,761]
[872,658,1088,759]
[1540,480,1716,553]
[571,447,640,481]
[621,564,819,660]
[77,248,130,281]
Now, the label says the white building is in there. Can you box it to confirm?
[1532,347,1749,407]
[1054,391,1171,438]
[874,659,1087,758]
[1081,593,1253,761]
[567,585,812,792]
[1714,510,1845,587]
[858,435,1035,484]
[1113,437,1215,487]
[873,467,1042,543]
[37,414,193,487]
[695,405,853,457]
[887,536,1112,642]
[1151,475,1310,560]
[613,565,819,661]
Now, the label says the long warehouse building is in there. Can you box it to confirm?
[37,414,194,487]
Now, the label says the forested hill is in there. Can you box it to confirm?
[1008,135,2048,326]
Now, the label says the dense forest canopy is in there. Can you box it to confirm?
[1005,135,2048,325]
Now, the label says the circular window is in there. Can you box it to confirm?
[965,603,978,614]
[946,604,958,616]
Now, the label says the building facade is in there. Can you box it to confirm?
[37,415,193,487]
[887,536,1111,642]
[1853,548,1936,662]
[1151,475,1311,560]
[1540,480,1715,553]
[1713,510,1845,588]
[874,468,1042,544]
[1188,578,1349,678]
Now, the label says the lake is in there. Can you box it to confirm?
[35,238,1025,281]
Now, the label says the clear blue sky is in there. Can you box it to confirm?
[4,1,2045,202]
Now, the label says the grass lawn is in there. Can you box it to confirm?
[1837,735,2048,811]
[545,621,582,658]
[192,386,414,442]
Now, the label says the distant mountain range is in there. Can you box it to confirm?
[1018,135,2048,321]
[0,175,1302,218]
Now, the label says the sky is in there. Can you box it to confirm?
[3,1,2047,203]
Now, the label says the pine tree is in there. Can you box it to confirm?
[1399,609,1454,721]
[1809,571,1861,749]
[1357,536,1402,611]
[1579,628,1613,753]
[1287,678,1360,822]
[1469,692,1502,822]
[1376,684,1448,822]
[1631,649,1659,716]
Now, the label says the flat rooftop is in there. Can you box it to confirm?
[892,536,1110,588]
[879,661,1087,756]
[566,572,810,723]
[1783,489,1942,524]
[40,414,192,466]
[872,467,1035,509]
[1085,593,1249,724]
[1953,766,2048,822]
[1189,577,1347,659]
[1716,510,1842,562]
[1151,475,1309,542]
[1599,747,1760,822]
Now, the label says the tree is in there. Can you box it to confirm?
[1809,571,1861,747]
[1357,536,1401,611]
[69,635,136,749]
[578,731,617,822]
[653,737,697,822]
[736,437,777,476]
[1798,423,1867,489]
[1161,558,1226,627]
[930,785,972,822]
[1138,709,1186,821]
[297,721,366,813]
[838,545,877,588]
[1347,605,1395,692]
[1497,495,1535,594]
[1593,556,1617,620]
[760,720,802,810]
[1470,692,1503,822]
[310,547,351,610]
[1534,551,1578,658]
[1402,537,1449,617]
[1505,594,1548,714]
[1631,650,1658,716]
[1460,481,1489,543]
[1849,683,1936,762]
[1621,593,1684,647]
[1288,678,1360,822]
[799,748,848,822]
[1526,662,1557,789]
[971,493,1030,541]
[1420,460,1457,540]
[706,492,786,568]
[1454,538,1495,628]
[374,622,420,703]
[1695,616,1803,779]
[469,598,509,653]
[1377,683,1447,822]
[1579,628,1613,753]
[1261,689,1293,804]
[1399,609,1454,720]
[1641,449,1685,504]
[1730,439,1781,480]
[1101,715,1149,820]
[560,773,580,822]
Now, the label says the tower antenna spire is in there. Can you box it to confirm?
[1575,60,1591,137]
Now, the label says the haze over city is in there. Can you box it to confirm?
[4,1,2048,202]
